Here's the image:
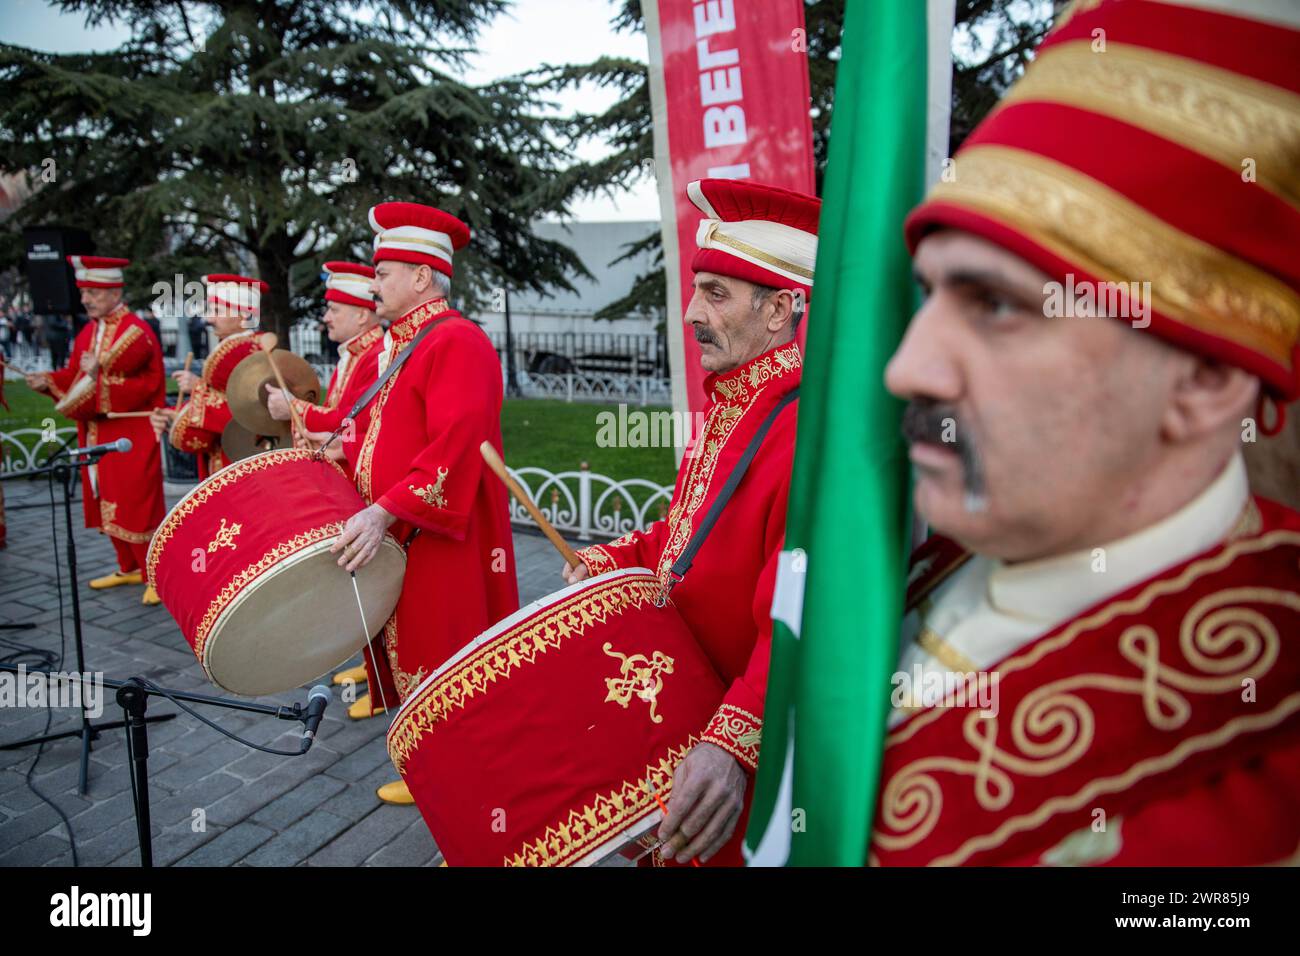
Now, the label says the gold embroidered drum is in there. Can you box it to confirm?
[387,568,724,866]
[146,448,405,696]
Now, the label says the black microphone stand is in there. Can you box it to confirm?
[0,665,315,867]
[0,448,175,794]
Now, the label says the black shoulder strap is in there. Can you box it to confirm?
[319,312,450,449]
[657,386,799,604]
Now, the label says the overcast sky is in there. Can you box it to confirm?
[0,0,659,222]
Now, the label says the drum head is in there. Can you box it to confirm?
[204,535,405,696]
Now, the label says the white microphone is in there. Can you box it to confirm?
[63,437,132,459]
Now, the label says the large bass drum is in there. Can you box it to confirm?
[147,448,405,696]
[387,568,723,866]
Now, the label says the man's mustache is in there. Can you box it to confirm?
[901,399,965,452]
[694,326,717,346]
[901,399,987,512]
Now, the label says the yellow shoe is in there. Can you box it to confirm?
[377,780,413,805]
[89,570,144,590]
[333,665,368,686]
[347,694,388,720]
[141,584,161,606]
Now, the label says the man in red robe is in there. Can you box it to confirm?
[150,275,265,479]
[565,180,820,865]
[26,256,166,604]
[331,201,519,805]
[266,260,385,702]
[873,0,1300,866]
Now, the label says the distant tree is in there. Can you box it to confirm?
[0,0,591,341]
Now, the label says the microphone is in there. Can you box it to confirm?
[61,437,133,459]
[300,684,331,748]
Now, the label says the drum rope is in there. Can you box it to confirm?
[350,571,391,718]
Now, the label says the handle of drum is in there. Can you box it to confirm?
[258,333,312,449]
[479,441,582,571]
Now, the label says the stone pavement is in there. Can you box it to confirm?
[0,478,578,867]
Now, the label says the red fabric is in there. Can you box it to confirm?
[692,178,821,234]
[962,102,1300,291]
[42,306,165,570]
[1040,0,1300,93]
[203,274,268,293]
[901,0,1300,399]
[690,247,812,301]
[343,298,518,701]
[169,332,262,478]
[389,570,725,866]
[369,202,470,276]
[65,255,129,288]
[575,342,800,866]
[872,497,1300,866]
[324,289,374,310]
[294,325,384,443]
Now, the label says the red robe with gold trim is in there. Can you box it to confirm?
[41,305,166,576]
[872,497,1300,866]
[574,342,802,866]
[289,324,384,464]
[343,298,519,706]
[169,331,261,479]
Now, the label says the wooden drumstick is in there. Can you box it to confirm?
[257,333,312,449]
[163,352,195,444]
[108,411,155,419]
[479,441,581,571]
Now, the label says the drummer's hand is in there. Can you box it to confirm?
[300,428,346,461]
[79,352,99,376]
[658,742,747,865]
[25,372,49,392]
[149,407,175,439]
[561,560,590,585]
[265,382,292,421]
[332,504,396,572]
[172,369,200,392]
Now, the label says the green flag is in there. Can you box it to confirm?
[745,0,950,865]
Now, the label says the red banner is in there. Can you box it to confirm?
[645,0,815,421]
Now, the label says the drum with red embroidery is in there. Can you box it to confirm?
[146,448,405,696]
[387,568,724,866]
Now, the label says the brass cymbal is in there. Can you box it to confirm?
[227,349,321,436]
[221,420,290,463]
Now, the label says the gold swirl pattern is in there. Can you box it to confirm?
[146,449,348,582]
[875,582,1299,857]
[387,575,663,773]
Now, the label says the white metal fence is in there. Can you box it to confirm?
[1,427,79,472]
[506,463,672,540]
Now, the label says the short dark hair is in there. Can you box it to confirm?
[751,284,805,331]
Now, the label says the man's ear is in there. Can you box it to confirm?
[765,289,796,335]
[1161,356,1260,442]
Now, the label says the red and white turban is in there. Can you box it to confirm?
[688,179,821,301]
[905,0,1300,400]
[322,261,376,310]
[66,256,129,289]
[369,201,471,278]
[205,274,269,318]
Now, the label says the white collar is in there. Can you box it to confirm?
[986,453,1250,622]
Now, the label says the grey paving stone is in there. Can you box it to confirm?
[307,805,414,867]
[362,818,440,867]
[252,773,346,830]
[174,821,274,867]
[240,810,352,866]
